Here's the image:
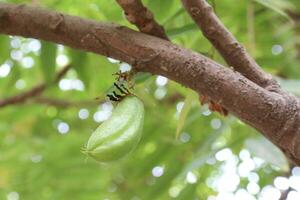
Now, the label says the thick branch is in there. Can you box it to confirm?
[181,0,279,90]
[1,3,300,165]
[115,0,168,40]
[116,0,228,115]
[0,65,70,107]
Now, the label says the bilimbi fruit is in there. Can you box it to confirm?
[83,96,144,163]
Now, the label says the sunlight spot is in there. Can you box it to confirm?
[57,44,64,53]
[239,149,251,161]
[154,87,167,100]
[247,182,260,195]
[289,175,300,191]
[176,101,184,113]
[292,166,300,176]
[156,76,168,87]
[287,191,300,200]
[59,79,84,91]
[202,106,211,116]
[180,132,190,143]
[10,50,23,61]
[0,63,11,77]
[274,176,289,190]
[186,171,197,184]
[207,196,216,200]
[31,155,43,163]
[78,108,89,120]
[10,38,21,49]
[15,79,26,90]
[20,42,30,54]
[248,172,259,183]
[259,186,281,200]
[238,158,255,177]
[28,39,41,52]
[152,166,164,177]
[119,63,131,72]
[216,192,234,200]
[101,101,114,111]
[272,44,283,55]
[57,122,69,134]
[215,148,232,162]
[211,118,222,129]
[235,189,256,200]
[168,186,180,198]
[56,54,69,67]
[6,191,19,200]
[107,57,119,63]
[253,157,265,168]
[21,56,34,68]
[93,110,112,122]
[217,173,240,192]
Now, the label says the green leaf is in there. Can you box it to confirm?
[167,24,198,38]
[40,41,57,83]
[253,0,293,23]
[245,136,289,171]
[278,79,300,96]
[134,72,152,84]
[69,49,89,89]
[162,8,184,25]
[0,35,10,64]
[146,0,176,21]
[176,91,194,139]
[175,183,197,200]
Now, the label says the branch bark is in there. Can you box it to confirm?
[115,0,168,40]
[181,0,279,91]
[1,3,300,165]
[115,0,227,115]
[0,64,71,107]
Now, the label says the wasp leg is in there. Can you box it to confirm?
[120,84,131,95]
[113,91,124,99]
[107,94,119,102]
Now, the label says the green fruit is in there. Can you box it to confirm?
[83,95,144,163]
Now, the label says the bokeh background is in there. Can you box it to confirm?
[1,0,300,199]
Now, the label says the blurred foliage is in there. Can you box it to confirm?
[1,0,300,199]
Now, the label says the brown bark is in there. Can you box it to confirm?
[115,0,227,115]
[0,64,70,107]
[1,3,300,165]
[115,0,168,40]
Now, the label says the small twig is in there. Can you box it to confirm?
[0,65,71,108]
[32,96,98,108]
[181,0,278,90]
[116,0,227,115]
[115,0,169,40]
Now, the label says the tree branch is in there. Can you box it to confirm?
[115,0,168,40]
[181,0,279,91]
[32,96,98,107]
[1,3,300,165]
[115,0,227,115]
[0,65,71,107]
